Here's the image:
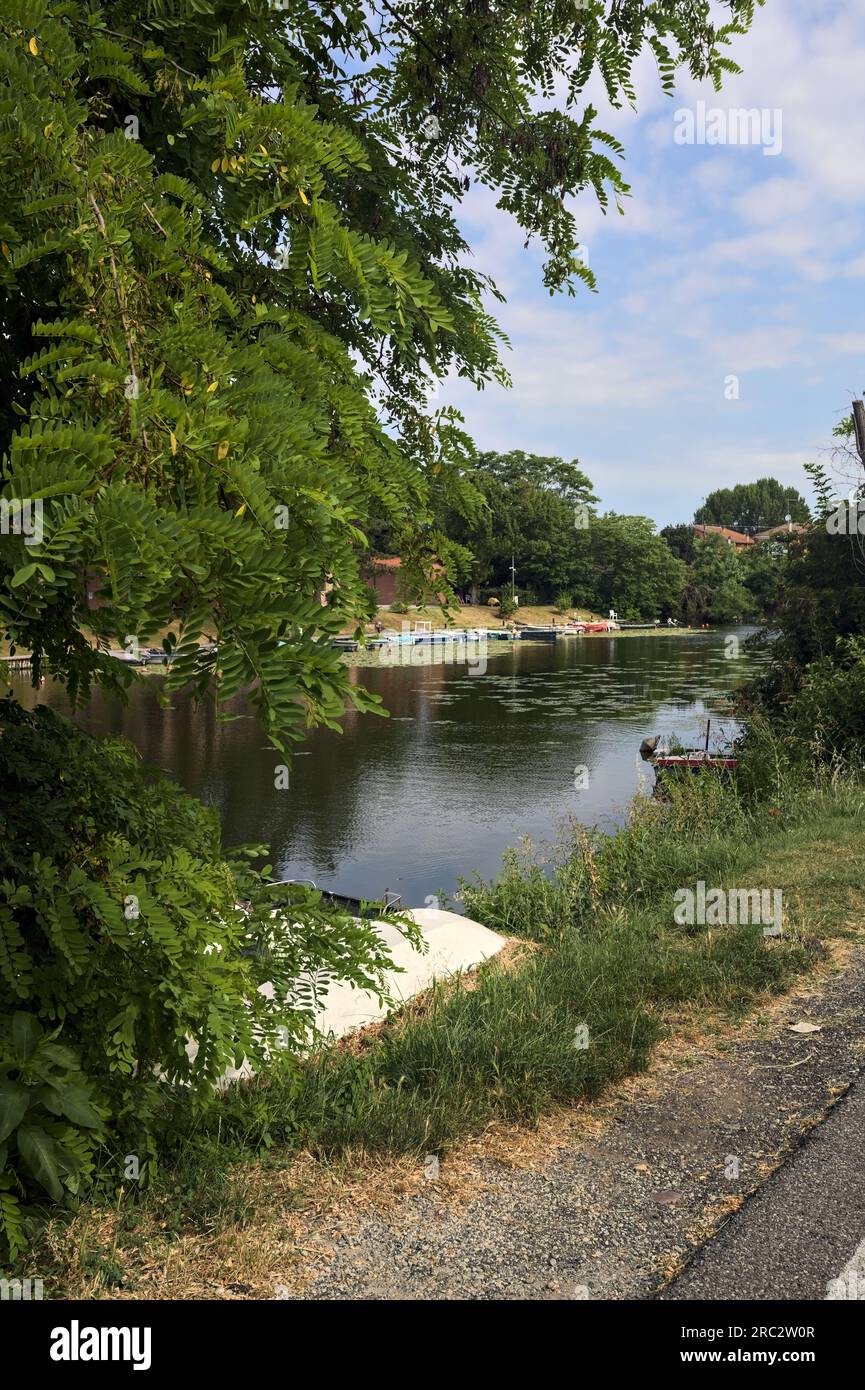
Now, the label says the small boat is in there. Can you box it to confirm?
[640,720,738,783]
[140,646,170,666]
[229,882,507,1058]
[108,649,146,666]
[266,878,403,918]
[652,751,738,773]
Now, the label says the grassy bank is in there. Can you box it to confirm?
[215,771,863,1157]
[370,602,604,631]
[363,603,706,634]
[25,755,865,1295]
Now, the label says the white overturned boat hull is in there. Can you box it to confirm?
[312,907,506,1040]
[195,908,507,1085]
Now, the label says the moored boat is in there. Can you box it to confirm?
[639,720,739,785]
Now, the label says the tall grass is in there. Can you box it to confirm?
[151,739,864,1184]
[75,737,865,1253]
[460,771,758,939]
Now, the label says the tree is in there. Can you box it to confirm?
[742,401,865,728]
[476,451,597,504]
[680,534,752,624]
[660,522,697,565]
[739,540,788,618]
[586,514,687,620]
[0,0,766,1240]
[751,475,865,713]
[694,479,810,534]
[433,451,597,600]
[0,1,768,716]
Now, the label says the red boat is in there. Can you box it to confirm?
[639,721,739,781]
[651,751,738,773]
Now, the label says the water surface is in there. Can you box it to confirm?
[14,629,763,907]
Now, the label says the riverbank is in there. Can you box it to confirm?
[370,602,605,631]
[340,625,708,667]
[28,758,865,1298]
[1,619,706,677]
[360,602,704,635]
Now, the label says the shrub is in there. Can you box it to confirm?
[0,699,407,1254]
[781,637,865,763]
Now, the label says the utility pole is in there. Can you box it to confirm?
[510,552,516,602]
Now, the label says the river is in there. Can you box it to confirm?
[12,628,764,909]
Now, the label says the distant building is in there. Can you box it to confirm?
[693,524,755,550]
[365,556,403,606]
[363,556,445,607]
[752,521,808,542]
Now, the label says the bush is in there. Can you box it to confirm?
[0,699,407,1255]
[741,637,865,792]
[389,601,408,614]
[553,590,573,614]
[780,636,865,763]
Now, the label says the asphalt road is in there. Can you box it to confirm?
[661,1075,865,1301]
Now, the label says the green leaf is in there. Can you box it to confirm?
[44,1084,102,1130]
[10,564,37,588]
[16,1124,63,1200]
[0,1081,30,1144]
[12,1011,41,1061]
[39,1043,82,1071]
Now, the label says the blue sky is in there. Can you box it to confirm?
[439,0,865,528]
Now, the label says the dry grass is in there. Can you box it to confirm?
[37,910,865,1301]
[371,603,603,632]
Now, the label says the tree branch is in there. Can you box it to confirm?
[89,192,150,457]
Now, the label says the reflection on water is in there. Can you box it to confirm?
[13,629,765,908]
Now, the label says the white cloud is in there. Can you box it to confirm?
[733,177,814,227]
[437,0,865,526]
[708,327,805,373]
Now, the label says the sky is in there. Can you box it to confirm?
[439,0,865,528]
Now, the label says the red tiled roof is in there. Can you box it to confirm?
[693,524,755,546]
[753,522,808,541]
[367,555,445,572]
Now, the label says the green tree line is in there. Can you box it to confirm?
[425,451,807,624]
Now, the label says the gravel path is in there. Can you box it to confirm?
[284,948,865,1300]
